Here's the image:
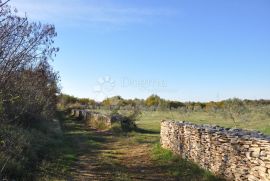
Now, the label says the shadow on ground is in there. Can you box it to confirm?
[134,127,160,135]
[53,113,224,181]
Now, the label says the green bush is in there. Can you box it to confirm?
[120,117,137,132]
[109,111,139,133]
[0,124,32,179]
[0,122,62,180]
[120,109,140,132]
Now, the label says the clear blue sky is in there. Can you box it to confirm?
[10,0,270,102]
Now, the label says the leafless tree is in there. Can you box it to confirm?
[223,99,249,127]
[0,1,59,124]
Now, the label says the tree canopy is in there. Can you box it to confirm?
[0,1,59,124]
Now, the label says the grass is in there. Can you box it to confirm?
[46,111,224,180]
[36,112,78,180]
[151,144,224,181]
[72,107,270,180]
[31,107,270,180]
[136,110,270,135]
[92,108,270,134]
[0,111,78,180]
[3,105,268,180]
[2,106,268,180]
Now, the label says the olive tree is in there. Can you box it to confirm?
[223,99,249,127]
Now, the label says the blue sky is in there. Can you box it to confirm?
[10,0,270,102]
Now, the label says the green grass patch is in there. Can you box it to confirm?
[151,144,224,181]
[93,109,270,135]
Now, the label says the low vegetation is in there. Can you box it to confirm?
[60,94,270,134]
[55,112,224,180]
[110,108,140,132]
[82,97,270,135]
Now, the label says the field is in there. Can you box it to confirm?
[1,107,269,180]
[97,108,270,135]
[40,111,224,181]
[42,107,270,180]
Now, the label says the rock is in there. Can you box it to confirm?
[251,151,260,158]
[160,120,270,181]
[248,175,259,181]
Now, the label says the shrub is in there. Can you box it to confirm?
[0,98,3,120]
[0,122,63,180]
[0,2,59,126]
[110,109,140,132]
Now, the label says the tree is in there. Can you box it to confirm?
[168,101,185,110]
[0,1,59,124]
[124,99,136,109]
[58,94,78,106]
[223,99,249,127]
[78,98,90,106]
[102,98,111,108]
[101,96,124,109]
[3,62,59,124]
[88,99,97,109]
[0,1,58,87]
[145,95,161,108]
[133,98,145,108]
[0,0,9,8]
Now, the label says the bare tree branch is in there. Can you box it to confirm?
[0,0,10,8]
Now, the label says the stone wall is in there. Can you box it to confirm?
[160,120,270,181]
[85,112,112,130]
[71,109,114,130]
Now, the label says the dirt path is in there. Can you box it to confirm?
[62,117,174,181]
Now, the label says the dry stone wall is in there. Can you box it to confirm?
[160,120,270,181]
[71,109,113,130]
[85,112,112,130]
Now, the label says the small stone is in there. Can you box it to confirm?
[260,151,267,157]
[252,151,260,158]
[248,175,260,181]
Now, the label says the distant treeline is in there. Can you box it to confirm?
[58,94,270,111]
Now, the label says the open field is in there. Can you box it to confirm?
[2,107,268,180]
[94,108,270,135]
[46,107,270,180]
[139,110,270,134]
[48,112,223,181]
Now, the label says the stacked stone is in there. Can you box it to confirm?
[73,109,80,118]
[70,109,75,116]
[160,120,270,181]
[82,112,111,129]
[71,109,130,131]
